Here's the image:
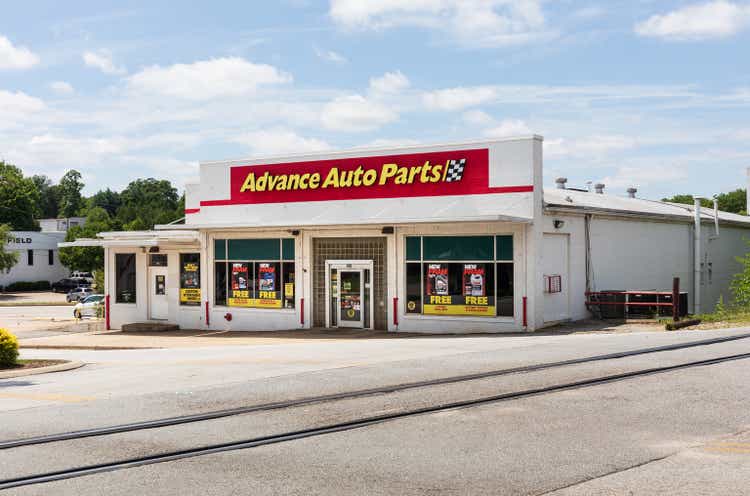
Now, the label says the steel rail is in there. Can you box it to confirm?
[1,351,749,491]
[2,332,750,451]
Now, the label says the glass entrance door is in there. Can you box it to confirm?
[337,270,363,328]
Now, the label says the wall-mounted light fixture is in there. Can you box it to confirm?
[553,219,565,229]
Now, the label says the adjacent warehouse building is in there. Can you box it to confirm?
[61,136,750,332]
[1,218,85,289]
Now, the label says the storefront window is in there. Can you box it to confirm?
[115,253,136,303]
[405,263,422,314]
[215,262,227,306]
[214,238,295,309]
[404,235,513,318]
[282,261,295,308]
[496,263,514,317]
[179,253,201,306]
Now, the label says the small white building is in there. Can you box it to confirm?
[38,217,86,233]
[1,231,69,288]
[61,136,750,332]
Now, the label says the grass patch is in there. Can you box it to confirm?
[0,359,67,371]
[694,310,750,325]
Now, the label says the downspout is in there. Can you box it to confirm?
[713,199,719,238]
[584,214,592,293]
[694,198,702,315]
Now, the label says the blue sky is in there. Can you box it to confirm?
[1,0,749,199]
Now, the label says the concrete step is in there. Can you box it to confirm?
[121,322,180,332]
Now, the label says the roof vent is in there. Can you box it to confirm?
[594,183,605,194]
[627,187,637,198]
[555,177,568,189]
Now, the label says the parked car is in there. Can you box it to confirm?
[73,294,105,319]
[52,278,87,293]
[67,287,94,302]
[71,271,95,283]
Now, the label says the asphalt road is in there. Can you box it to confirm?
[0,305,77,338]
[2,329,750,495]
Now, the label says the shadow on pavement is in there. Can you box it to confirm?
[112,319,662,341]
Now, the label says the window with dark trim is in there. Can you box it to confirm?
[115,253,137,303]
[48,249,54,265]
[213,239,295,309]
[27,249,33,266]
[404,235,514,318]
[148,254,168,266]
[179,253,201,306]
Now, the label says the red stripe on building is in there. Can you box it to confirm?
[201,186,534,208]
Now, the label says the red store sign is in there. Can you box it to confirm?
[201,148,532,207]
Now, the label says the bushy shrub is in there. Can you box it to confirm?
[0,328,19,367]
[731,248,750,308]
[3,281,51,292]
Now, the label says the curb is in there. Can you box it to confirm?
[20,345,157,351]
[0,361,85,379]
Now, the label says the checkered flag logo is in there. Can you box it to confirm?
[445,159,466,182]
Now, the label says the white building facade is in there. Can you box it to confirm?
[62,136,750,332]
[1,231,69,288]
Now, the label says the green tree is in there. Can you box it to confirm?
[87,188,122,218]
[32,175,61,219]
[58,170,85,218]
[661,194,712,208]
[0,224,20,273]
[0,161,40,230]
[715,189,746,215]
[117,178,181,230]
[58,207,113,273]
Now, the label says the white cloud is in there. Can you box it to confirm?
[601,164,687,188]
[0,90,45,118]
[0,35,39,70]
[49,81,74,95]
[462,109,495,126]
[232,128,331,155]
[369,70,410,94]
[83,50,126,75]
[635,1,750,41]
[329,0,554,48]
[483,119,532,138]
[127,57,292,100]
[544,135,636,158]
[320,94,397,132]
[359,138,422,149]
[423,86,497,110]
[571,6,606,21]
[314,47,347,64]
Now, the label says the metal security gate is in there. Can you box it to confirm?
[312,237,387,329]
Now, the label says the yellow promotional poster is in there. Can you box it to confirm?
[284,283,294,298]
[423,295,495,316]
[180,288,201,303]
[423,304,496,316]
[228,289,282,308]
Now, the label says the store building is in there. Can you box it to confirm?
[61,136,750,332]
[1,231,69,288]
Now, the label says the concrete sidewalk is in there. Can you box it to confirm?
[18,329,449,349]
[17,321,668,350]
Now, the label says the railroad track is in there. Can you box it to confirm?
[1,335,749,490]
[3,332,749,451]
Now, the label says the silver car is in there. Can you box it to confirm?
[73,294,105,319]
[67,287,94,303]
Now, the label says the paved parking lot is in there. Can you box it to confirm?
[1,328,749,495]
